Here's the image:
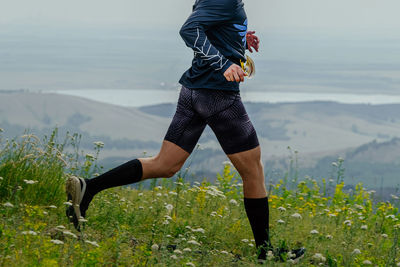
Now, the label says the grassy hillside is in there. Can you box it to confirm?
[3,91,400,166]
[0,91,170,142]
[1,130,400,266]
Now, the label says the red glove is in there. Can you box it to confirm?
[246,31,260,53]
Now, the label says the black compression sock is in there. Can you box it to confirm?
[86,159,143,196]
[244,196,272,260]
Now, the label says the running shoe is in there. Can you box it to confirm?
[65,176,93,231]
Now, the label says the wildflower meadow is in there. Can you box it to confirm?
[1,129,400,266]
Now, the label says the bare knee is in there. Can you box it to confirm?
[152,155,183,178]
[140,143,189,179]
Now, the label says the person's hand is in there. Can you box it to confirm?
[246,31,260,53]
[224,64,246,82]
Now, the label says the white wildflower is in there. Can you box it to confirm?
[310,229,319,235]
[291,213,302,219]
[183,248,192,252]
[278,206,286,212]
[85,240,100,247]
[267,250,274,260]
[165,215,172,221]
[56,225,65,229]
[23,179,38,184]
[78,217,88,223]
[352,249,361,255]
[206,186,226,198]
[93,141,104,148]
[156,193,162,197]
[170,255,178,260]
[354,204,364,210]
[241,239,249,243]
[386,214,396,219]
[51,239,64,245]
[173,249,183,254]
[43,211,48,215]
[163,220,169,225]
[220,250,229,255]
[326,234,333,239]
[359,216,364,220]
[335,208,341,213]
[0,177,3,180]
[328,213,337,217]
[169,191,178,196]
[187,240,201,246]
[22,230,37,235]
[382,233,388,238]
[3,202,14,208]
[222,161,233,166]
[165,204,173,212]
[192,228,205,234]
[151,244,160,252]
[85,153,95,160]
[277,219,285,224]
[63,231,77,239]
[229,199,238,205]
[343,220,352,226]
[361,225,368,230]
[312,253,326,263]
[48,205,57,209]
[210,211,217,217]
[138,193,143,196]
[63,201,72,206]
[248,243,254,247]
[362,260,372,265]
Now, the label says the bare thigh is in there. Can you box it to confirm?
[139,140,190,180]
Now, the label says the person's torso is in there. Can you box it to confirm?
[180,0,247,91]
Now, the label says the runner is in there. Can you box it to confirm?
[66,0,305,263]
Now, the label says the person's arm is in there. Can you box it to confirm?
[179,0,234,74]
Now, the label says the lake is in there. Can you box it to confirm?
[47,89,400,107]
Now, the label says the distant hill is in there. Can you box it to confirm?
[1,91,400,187]
[345,138,400,164]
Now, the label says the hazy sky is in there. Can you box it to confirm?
[2,0,400,34]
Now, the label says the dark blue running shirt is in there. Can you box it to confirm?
[179,0,248,92]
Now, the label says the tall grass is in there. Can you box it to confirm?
[0,129,102,207]
[1,129,400,266]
